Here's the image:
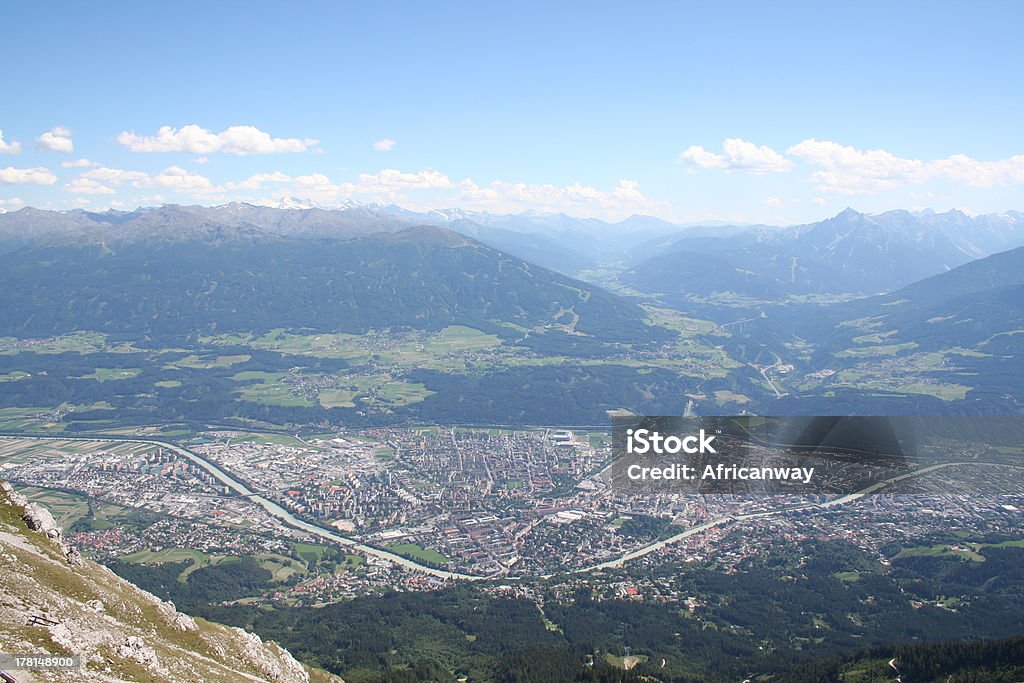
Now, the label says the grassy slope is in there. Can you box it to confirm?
[0,481,341,683]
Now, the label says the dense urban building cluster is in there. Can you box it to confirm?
[1,432,1022,607]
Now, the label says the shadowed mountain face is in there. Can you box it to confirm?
[753,245,1024,415]
[0,204,685,276]
[0,203,415,250]
[0,215,660,343]
[802,245,1024,353]
[5,204,1020,296]
[622,208,1024,298]
[0,203,1020,419]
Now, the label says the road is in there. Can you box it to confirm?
[718,317,759,331]
[0,434,482,581]
[2,434,1019,580]
[576,460,1020,573]
[754,351,786,398]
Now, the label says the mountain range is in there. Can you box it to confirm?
[0,202,1021,415]
[623,207,1024,299]
[4,202,1021,295]
[1,202,1022,343]
[0,217,654,346]
[808,244,1024,355]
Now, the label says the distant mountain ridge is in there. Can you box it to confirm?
[0,208,661,344]
[3,203,1020,292]
[809,244,1024,354]
[0,203,1020,416]
[1,202,1022,349]
[623,207,1024,298]
[0,202,688,275]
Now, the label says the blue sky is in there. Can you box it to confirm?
[1,1,1022,223]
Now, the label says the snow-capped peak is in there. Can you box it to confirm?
[276,196,323,210]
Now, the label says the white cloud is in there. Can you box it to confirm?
[224,171,292,191]
[249,167,661,220]
[136,166,215,192]
[786,139,925,194]
[455,177,661,219]
[269,168,455,205]
[36,126,74,153]
[66,165,153,197]
[250,171,292,183]
[373,138,397,152]
[677,136,1024,196]
[290,173,340,204]
[65,178,116,195]
[61,158,98,168]
[0,130,21,154]
[82,167,149,186]
[0,166,58,185]
[343,168,452,193]
[0,197,26,212]
[787,139,1024,194]
[763,196,783,207]
[927,153,1024,187]
[72,197,91,207]
[65,165,214,197]
[70,164,295,201]
[117,124,318,155]
[679,138,793,174]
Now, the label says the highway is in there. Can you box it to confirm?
[754,351,787,399]
[0,434,482,581]
[2,434,1020,580]
[576,460,1021,572]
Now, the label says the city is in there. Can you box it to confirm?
[3,428,1022,609]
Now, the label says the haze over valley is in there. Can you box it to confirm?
[1,202,1021,427]
[4,2,1024,681]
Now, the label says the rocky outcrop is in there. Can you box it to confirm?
[21,500,85,567]
[156,599,199,632]
[0,480,335,683]
[22,501,61,540]
[1,480,25,504]
[2,481,85,568]
[237,629,311,683]
[117,635,162,670]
